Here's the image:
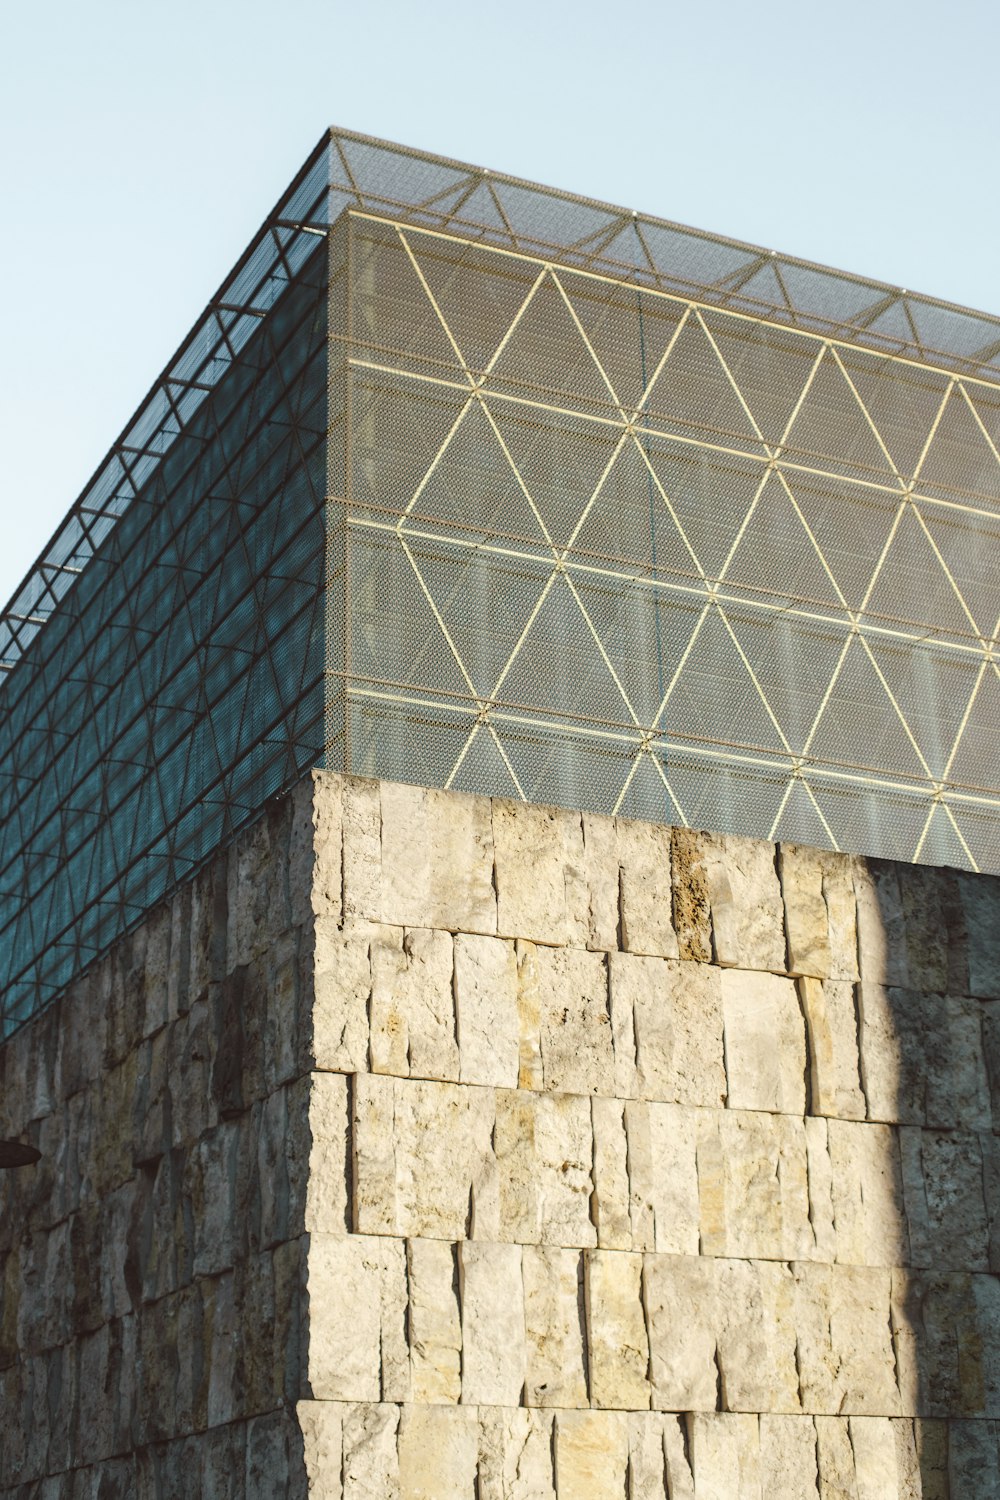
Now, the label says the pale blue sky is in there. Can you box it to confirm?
[2,0,997,609]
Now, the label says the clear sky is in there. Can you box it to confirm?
[2,0,997,610]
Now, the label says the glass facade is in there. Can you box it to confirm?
[4,129,1000,1033]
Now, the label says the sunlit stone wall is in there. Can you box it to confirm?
[3,773,1000,1497]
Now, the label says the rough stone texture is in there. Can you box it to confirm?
[5,771,1000,1496]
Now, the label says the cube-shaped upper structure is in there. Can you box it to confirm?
[4,128,1000,1032]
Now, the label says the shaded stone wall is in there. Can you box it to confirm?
[4,773,1000,1495]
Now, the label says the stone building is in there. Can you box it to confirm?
[3,131,1000,1496]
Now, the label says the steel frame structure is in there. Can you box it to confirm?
[3,128,1000,1034]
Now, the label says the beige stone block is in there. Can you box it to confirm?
[813,1416,858,1500]
[380,781,497,934]
[342,776,383,925]
[531,1093,596,1248]
[671,827,714,963]
[313,919,372,1073]
[581,811,621,951]
[407,1239,461,1404]
[306,1072,349,1235]
[309,772,343,922]
[585,1249,650,1410]
[476,1406,556,1500]
[342,1402,401,1500]
[591,1097,632,1249]
[514,941,545,1091]
[307,1235,407,1402]
[854,862,909,989]
[805,1116,836,1264]
[610,953,726,1107]
[717,1259,799,1414]
[459,1241,525,1406]
[397,1405,479,1500]
[535,947,614,1095]
[298,1401,344,1499]
[454,934,519,1088]
[494,1089,541,1244]
[827,1120,909,1267]
[643,1254,719,1412]
[759,1415,820,1499]
[721,969,807,1114]
[399,928,458,1082]
[627,1414,697,1499]
[631,1101,699,1255]
[704,833,785,972]
[798,978,865,1120]
[554,1410,629,1497]
[617,817,678,958]
[369,928,423,1078]
[492,798,588,946]
[780,845,859,982]
[831,1266,899,1417]
[698,1110,811,1261]
[688,1412,762,1500]
[847,1418,898,1500]
[522,1245,588,1408]
[356,1076,498,1242]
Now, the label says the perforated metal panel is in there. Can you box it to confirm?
[4,128,1000,1035]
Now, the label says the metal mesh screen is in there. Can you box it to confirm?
[4,127,1000,1034]
[340,213,1000,876]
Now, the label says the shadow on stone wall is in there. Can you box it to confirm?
[864,858,1000,1495]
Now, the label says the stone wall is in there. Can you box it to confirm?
[4,773,1000,1495]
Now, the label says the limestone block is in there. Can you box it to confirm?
[948,1420,1000,1498]
[617,817,678,958]
[493,1090,596,1248]
[407,1239,461,1404]
[454,934,519,1087]
[554,1410,629,1497]
[703,832,786,972]
[245,1410,295,1500]
[759,1415,820,1499]
[459,1241,526,1406]
[796,1264,888,1417]
[312,919,372,1073]
[827,1120,909,1268]
[798,978,865,1120]
[780,844,858,982]
[911,1130,988,1272]
[897,866,950,995]
[628,1413,696,1500]
[959,871,1000,998]
[859,986,991,1130]
[610,953,726,1107]
[805,1117,837,1265]
[717,1259,799,1414]
[581,811,621,951]
[492,798,588,946]
[671,827,714,963]
[643,1254,719,1412]
[206,1273,238,1430]
[342,1403,401,1500]
[687,1412,761,1500]
[351,1073,397,1235]
[306,1073,350,1235]
[342,776,382,925]
[514,941,545,1092]
[721,969,806,1114]
[397,1405,478,1500]
[629,1101,699,1255]
[698,1110,812,1262]
[855,862,909,988]
[847,1418,900,1500]
[585,1249,650,1410]
[370,927,458,1082]
[263,928,307,1091]
[380,781,497,934]
[829,1266,899,1416]
[310,771,343,923]
[307,1234,407,1402]
[590,1097,632,1249]
[189,1123,242,1277]
[476,1406,556,1500]
[813,1416,858,1500]
[522,1246,588,1407]
[534,947,614,1095]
